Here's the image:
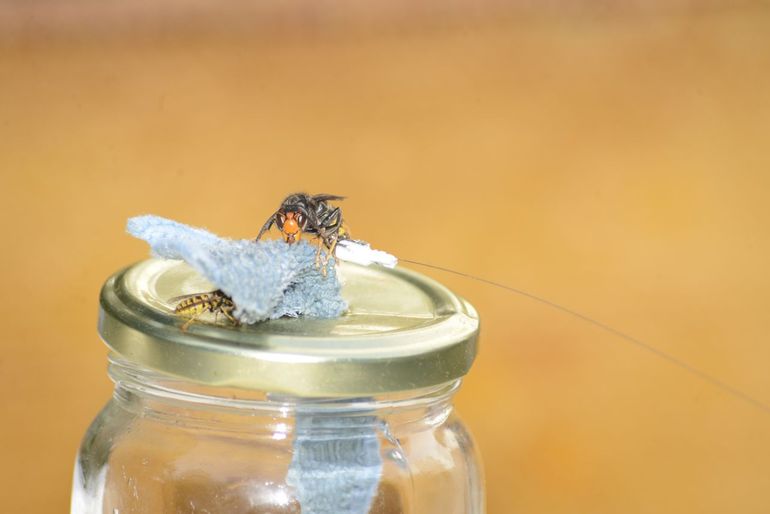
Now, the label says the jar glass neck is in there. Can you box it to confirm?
[108,355,459,418]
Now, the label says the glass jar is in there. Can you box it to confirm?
[72,259,483,514]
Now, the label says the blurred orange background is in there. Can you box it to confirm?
[2,2,770,513]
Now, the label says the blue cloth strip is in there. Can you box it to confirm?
[287,412,383,514]
[126,215,347,323]
[127,215,382,514]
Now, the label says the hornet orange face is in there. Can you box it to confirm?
[277,211,306,244]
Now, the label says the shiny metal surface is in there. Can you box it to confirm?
[99,259,479,396]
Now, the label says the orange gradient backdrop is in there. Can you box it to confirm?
[2,5,770,513]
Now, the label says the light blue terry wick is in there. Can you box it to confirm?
[126,215,347,323]
[287,411,383,514]
[127,215,382,514]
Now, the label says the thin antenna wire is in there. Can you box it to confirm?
[400,258,770,415]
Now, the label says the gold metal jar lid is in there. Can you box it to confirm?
[98,259,479,396]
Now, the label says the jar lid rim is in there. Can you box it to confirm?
[98,259,479,396]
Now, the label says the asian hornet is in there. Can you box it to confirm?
[256,193,349,274]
